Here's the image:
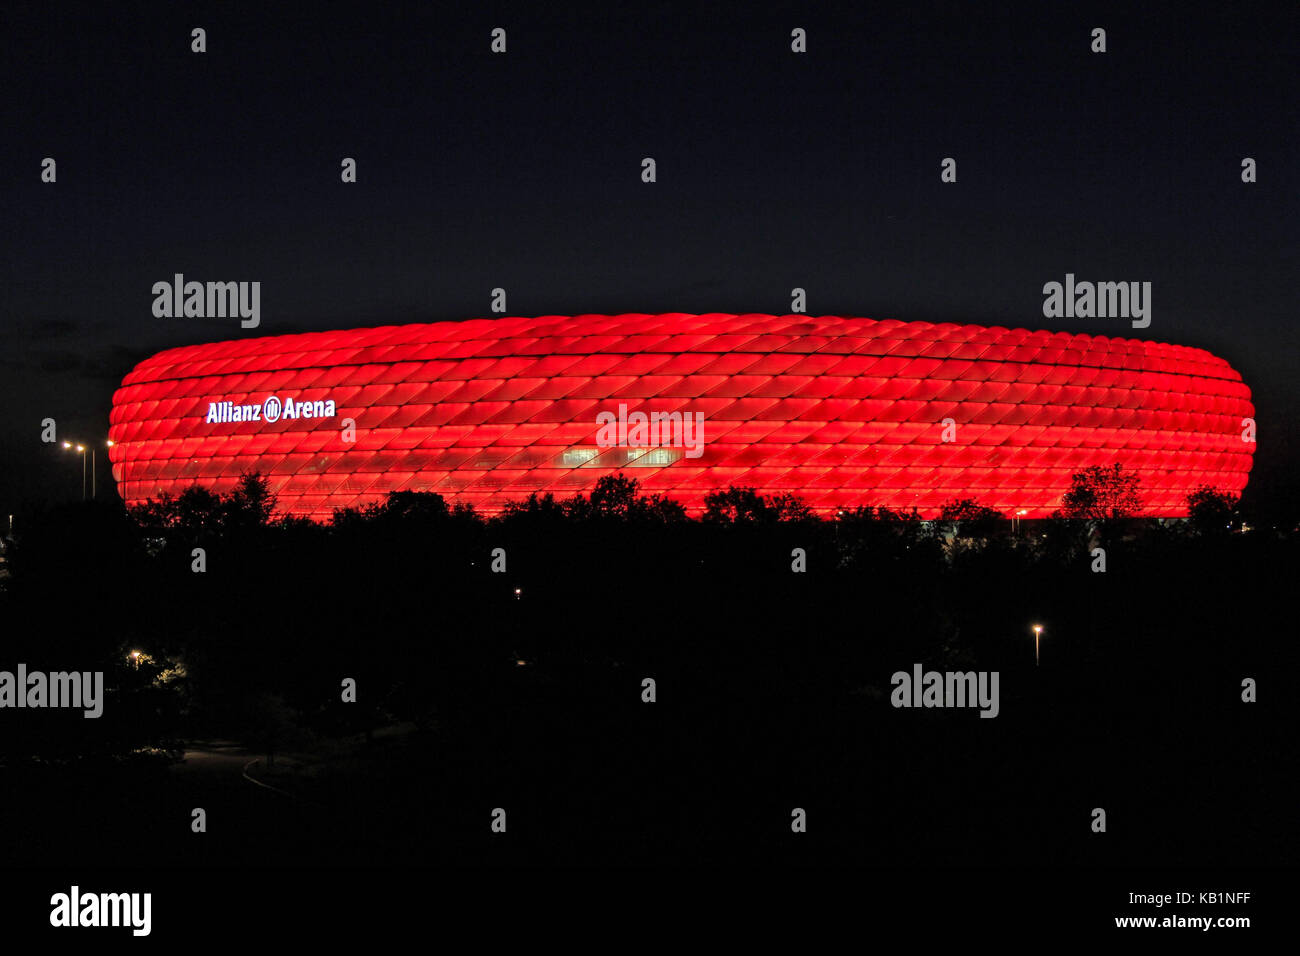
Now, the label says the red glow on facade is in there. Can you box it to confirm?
[108,314,1254,519]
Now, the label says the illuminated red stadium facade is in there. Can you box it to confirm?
[108,313,1254,519]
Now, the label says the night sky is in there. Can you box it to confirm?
[3,1,1296,517]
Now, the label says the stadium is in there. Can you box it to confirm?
[107,313,1254,519]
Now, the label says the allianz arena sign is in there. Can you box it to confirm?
[205,396,338,424]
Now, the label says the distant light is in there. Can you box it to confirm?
[76,444,85,452]
[514,588,522,599]
[515,659,527,667]
[130,651,140,659]
[62,442,71,449]
[1033,624,1043,635]
[106,440,115,447]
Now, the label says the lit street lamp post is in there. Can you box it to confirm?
[1032,624,1044,666]
[61,438,114,499]
[62,442,86,499]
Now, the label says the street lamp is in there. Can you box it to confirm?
[61,442,88,499]
[1013,509,1028,534]
[1032,624,1044,666]
[60,438,114,499]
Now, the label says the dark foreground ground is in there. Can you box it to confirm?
[1,502,1296,943]
[3,603,1294,869]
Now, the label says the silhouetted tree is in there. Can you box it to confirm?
[175,486,225,537]
[637,494,689,523]
[703,486,814,524]
[1035,509,1091,565]
[500,491,565,522]
[584,473,643,519]
[1060,464,1144,522]
[224,472,277,530]
[558,473,687,523]
[836,504,937,568]
[128,473,277,541]
[703,486,770,523]
[370,489,450,521]
[768,492,816,523]
[938,497,1006,542]
[126,491,178,533]
[1185,485,1240,537]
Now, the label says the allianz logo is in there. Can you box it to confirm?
[205,395,338,424]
